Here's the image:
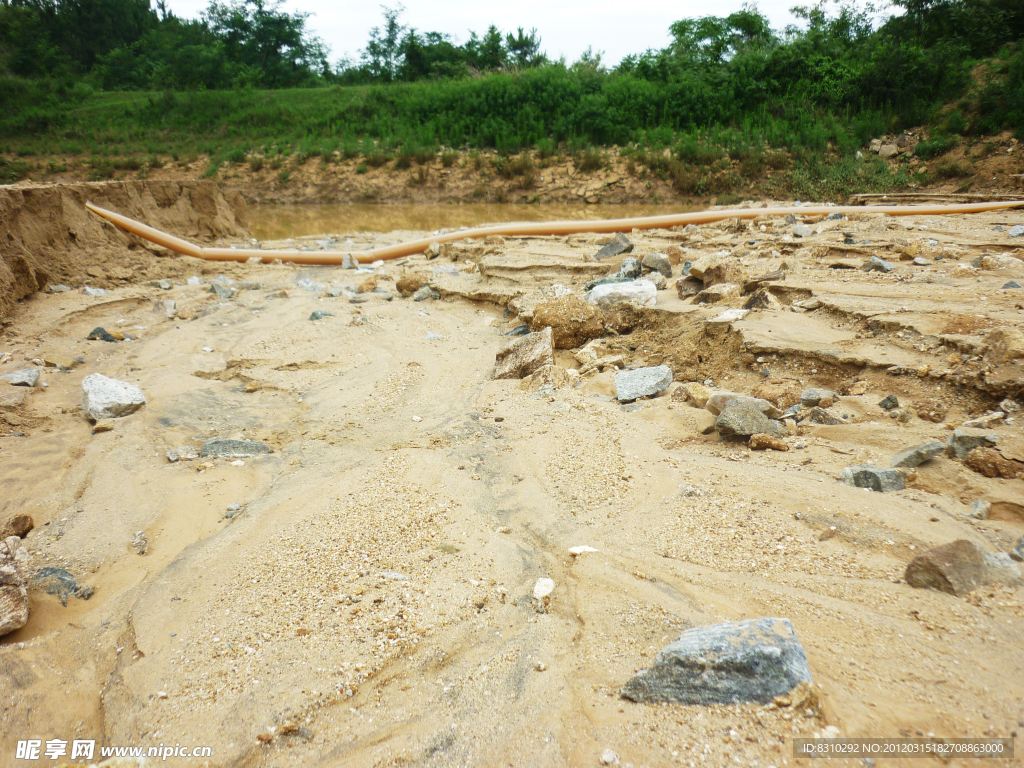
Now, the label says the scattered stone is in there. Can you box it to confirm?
[521,365,570,392]
[890,440,945,468]
[594,233,633,260]
[86,327,119,343]
[425,242,441,259]
[200,438,271,458]
[167,446,199,462]
[1009,536,1024,563]
[799,407,842,426]
[793,224,814,238]
[964,447,1023,479]
[585,280,657,308]
[913,257,931,266]
[750,433,788,451]
[999,398,1021,415]
[688,253,724,281]
[295,278,325,293]
[744,289,783,310]
[31,567,95,606]
[493,327,555,380]
[947,428,999,459]
[48,284,70,293]
[412,286,440,302]
[342,254,358,269]
[209,283,236,300]
[743,269,786,293]
[81,374,146,420]
[675,276,703,298]
[309,310,333,321]
[793,297,822,310]
[91,421,114,434]
[0,515,33,539]
[132,531,148,555]
[505,325,531,336]
[1005,281,1022,289]
[614,365,673,402]
[0,536,30,636]
[878,394,899,411]
[862,256,895,273]
[615,257,642,279]
[706,392,782,418]
[905,539,1022,596]
[569,545,599,556]
[968,500,991,520]
[695,283,740,304]
[840,464,906,492]
[826,212,843,221]
[961,412,1004,429]
[648,271,667,290]
[583,276,634,292]
[533,577,555,610]
[800,388,836,407]
[1009,225,1024,238]
[673,382,712,408]
[708,308,749,324]
[1,369,40,387]
[81,286,107,296]
[641,252,672,277]
[715,403,783,439]
[600,748,620,765]
[620,618,812,705]
[878,144,898,159]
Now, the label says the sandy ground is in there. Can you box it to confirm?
[1,201,1023,768]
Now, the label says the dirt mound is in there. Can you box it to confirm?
[0,180,247,321]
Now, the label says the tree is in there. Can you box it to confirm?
[505,27,544,68]
[362,4,405,82]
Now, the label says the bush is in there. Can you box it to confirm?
[576,148,605,172]
[915,134,958,159]
[496,154,535,179]
[440,151,459,168]
[249,156,265,172]
[355,163,368,174]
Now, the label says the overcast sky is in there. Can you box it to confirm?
[162,0,825,68]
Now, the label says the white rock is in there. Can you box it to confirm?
[81,373,147,420]
[708,308,749,324]
[600,748,620,765]
[585,280,657,308]
[533,578,555,601]
[569,545,599,556]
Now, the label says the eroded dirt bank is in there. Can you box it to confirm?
[0,194,1023,768]
[0,181,247,322]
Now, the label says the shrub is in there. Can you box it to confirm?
[355,163,368,174]
[440,151,459,168]
[249,156,265,172]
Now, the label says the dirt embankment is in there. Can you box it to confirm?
[0,181,248,322]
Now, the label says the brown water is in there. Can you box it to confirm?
[248,203,693,240]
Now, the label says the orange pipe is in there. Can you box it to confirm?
[86,200,1024,265]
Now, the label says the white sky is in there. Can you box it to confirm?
[161,0,818,68]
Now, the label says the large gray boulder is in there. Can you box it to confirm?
[621,618,811,705]
[81,373,146,420]
[906,540,1022,596]
[840,464,905,492]
[615,366,673,402]
[1,368,40,387]
[493,327,555,380]
[715,403,782,438]
[947,428,998,460]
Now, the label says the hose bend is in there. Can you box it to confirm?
[86,200,1024,266]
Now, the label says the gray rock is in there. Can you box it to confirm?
[999,398,1021,415]
[793,224,814,238]
[705,391,782,418]
[48,284,70,293]
[840,464,905,492]
[504,325,530,337]
[1009,225,1024,238]
[648,271,667,290]
[715,403,782,439]
[616,257,642,279]
[0,536,30,637]
[82,286,107,296]
[800,407,844,426]
[31,566,94,606]
[199,438,271,458]
[594,233,633,260]
[682,260,693,276]
[493,327,554,380]
[583,276,635,292]
[621,618,812,705]
[412,286,440,302]
[878,394,899,411]
[784,214,796,224]
[132,531,148,555]
[158,279,173,290]
[167,446,199,462]
[826,212,843,221]
[968,500,990,520]
[81,374,146,420]
[86,326,118,343]
[342,254,358,269]
[1,368,40,387]
[1009,535,1024,563]
[913,257,931,266]
[309,310,334,321]
[1003,281,1021,290]
[800,388,836,407]
[586,280,657,308]
[327,285,354,298]
[210,283,236,300]
[946,428,998,459]
[641,252,673,278]
[890,440,945,468]
[862,256,895,273]
[905,539,1022,596]
[614,365,673,402]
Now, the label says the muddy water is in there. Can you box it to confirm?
[248,203,692,240]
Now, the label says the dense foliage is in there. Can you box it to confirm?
[0,0,1021,163]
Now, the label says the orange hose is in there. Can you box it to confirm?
[86,200,1024,265]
